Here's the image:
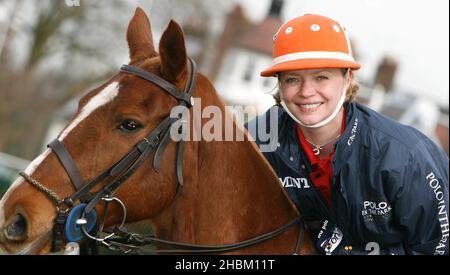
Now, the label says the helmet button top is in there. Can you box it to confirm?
[285,27,294,34]
[333,24,341,33]
[311,24,321,32]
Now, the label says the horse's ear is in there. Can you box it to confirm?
[159,20,187,83]
[127,7,157,65]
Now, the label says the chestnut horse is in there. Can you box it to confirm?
[0,8,314,255]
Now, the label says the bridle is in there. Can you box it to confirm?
[19,57,305,255]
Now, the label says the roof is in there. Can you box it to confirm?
[235,16,282,55]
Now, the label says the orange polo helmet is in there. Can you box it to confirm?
[261,13,361,77]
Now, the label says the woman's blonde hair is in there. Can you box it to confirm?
[273,69,359,105]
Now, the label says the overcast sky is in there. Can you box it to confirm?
[234,0,449,108]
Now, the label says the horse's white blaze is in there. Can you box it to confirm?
[0,196,5,227]
[24,149,51,175]
[59,81,120,141]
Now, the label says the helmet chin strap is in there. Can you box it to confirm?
[280,74,349,129]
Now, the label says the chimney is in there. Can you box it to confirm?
[374,56,399,92]
[268,0,284,18]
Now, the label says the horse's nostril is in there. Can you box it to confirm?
[4,214,28,242]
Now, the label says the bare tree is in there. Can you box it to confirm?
[0,0,232,159]
[0,0,130,158]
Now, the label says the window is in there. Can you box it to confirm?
[243,59,255,82]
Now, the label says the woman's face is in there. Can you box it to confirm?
[279,68,350,126]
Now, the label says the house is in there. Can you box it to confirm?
[209,0,284,123]
[356,57,449,155]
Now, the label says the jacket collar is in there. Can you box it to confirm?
[333,102,362,174]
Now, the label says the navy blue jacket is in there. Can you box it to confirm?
[247,102,449,255]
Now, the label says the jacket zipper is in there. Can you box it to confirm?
[302,161,333,221]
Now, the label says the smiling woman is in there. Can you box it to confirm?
[249,12,449,255]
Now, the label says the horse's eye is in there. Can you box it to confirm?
[118,119,143,133]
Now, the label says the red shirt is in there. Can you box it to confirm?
[296,111,346,208]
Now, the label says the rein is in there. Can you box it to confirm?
[19,58,305,255]
[102,217,304,254]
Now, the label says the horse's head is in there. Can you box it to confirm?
[0,8,198,254]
